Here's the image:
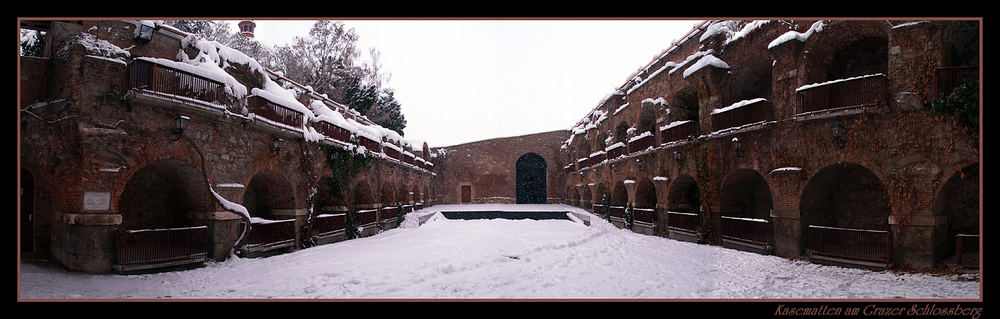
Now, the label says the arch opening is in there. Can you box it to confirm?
[516,153,547,204]
[243,171,296,220]
[933,163,979,265]
[119,159,213,230]
[719,169,773,220]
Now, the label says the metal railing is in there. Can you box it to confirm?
[311,214,346,237]
[116,226,208,267]
[313,121,352,144]
[711,99,773,131]
[661,121,698,144]
[633,207,657,223]
[720,216,773,248]
[592,203,607,216]
[357,136,381,154]
[243,219,296,249]
[797,74,888,114]
[606,144,627,160]
[667,211,700,233]
[935,67,978,99]
[127,59,226,106]
[628,133,657,154]
[806,225,893,266]
[608,205,626,218]
[356,209,378,225]
[955,234,979,269]
[247,95,305,129]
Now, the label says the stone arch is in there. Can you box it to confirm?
[800,162,889,232]
[412,184,421,203]
[611,181,628,207]
[576,138,592,160]
[614,121,630,144]
[671,86,700,124]
[119,159,214,230]
[723,57,773,106]
[638,106,657,137]
[571,188,581,207]
[314,177,347,214]
[516,153,547,204]
[581,185,593,209]
[353,180,374,208]
[932,162,979,263]
[635,178,657,209]
[397,184,409,204]
[719,169,773,220]
[595,183,610,206]
[803,21,889,83]
[667,174,700,213]
[243,170,296,220]
[595,132,609,151]
[381,183,396,205]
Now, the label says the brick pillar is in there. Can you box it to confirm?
[768,168,805,258]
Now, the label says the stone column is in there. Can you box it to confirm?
[768,168,805,258]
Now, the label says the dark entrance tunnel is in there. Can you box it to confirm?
[516,153,547,204]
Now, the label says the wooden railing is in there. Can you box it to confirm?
[628,133,657,154]
[357,136,381,154]
[720,216,773,248]
[935,67,978,99]
[116,226,208,269]
[797,74,888,114]
[661,120,698,144]
[608,205,626,218]
[806,225,893,267]
[380,206,399,221]
[356,209,378,225]
[243,219,296,250]
[606,143,627,160]
[667,211,700,233]
[711,99,773,131]
[313,121,352,144]
[128,59,227,107]
[592,203,607,217]
[955,234,979,269]
[382,145,401,160]
[248,95,305,129]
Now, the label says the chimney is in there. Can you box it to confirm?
[238,20,256,38]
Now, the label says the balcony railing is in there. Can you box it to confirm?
[381,206,399,221]
[711,98,773,132]
[356,209,378,226]
[243,219,296,251]
[248,95,305,129]
[608,205,626,218]
[935,66,978,99]
[313,121,352,144]
[797,74,888,114]
[627,133,656,154]
[806,225,893,268]
[606,142,627,160]
[720,216,773,248]
[311,214,346,237]
[127,59,227,107]
[383,144,401,160]
[661,120,698,144]
[115,226,208,270]
[633,207,657,223]
[592,203,607,216]
[357,136,381,154]
[667,211,700,233]
[955,234,979,269]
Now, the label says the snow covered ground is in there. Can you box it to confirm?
[18,204,980,300]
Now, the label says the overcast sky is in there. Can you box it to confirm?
[233,19,704,147]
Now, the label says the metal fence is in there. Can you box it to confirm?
[720,216,773,248]
[356,209,378,225]
[633,207,657,223]
[711,99,773,132]
[628,133,657,154]
[798,74,888,114]
[127,59,225,106]
[806,225,893,266]
[608,206,626,218]
[955,234,979,269]
[247,95,305,129]
[313,121,352,144]
[116,226,208,267]
[312,214,346,236]
[667,211,700,233]
[243,219,296,249]
[661,121,698,144]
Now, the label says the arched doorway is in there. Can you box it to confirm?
[119,159,213,230]
[516,153,547,204]
[933,163,979,267]
[800,162,892,267]
[719,169,774,250]
[20,169,34,253]
[243,171,296,220]
[634,178,658,226]
[667,174,701,234]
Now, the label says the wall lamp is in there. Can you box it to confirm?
[135,23,155,44]
[732,137,745,157]
[271,138,283,156]
[673,151,683,163]
[832,123,847,149]
[173,115,190,140]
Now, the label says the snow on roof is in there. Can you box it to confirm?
[768,20,826,49]
[711,98,767,115]
[56,32,130,62]
[641,97,668,106]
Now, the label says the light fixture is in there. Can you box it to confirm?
[173,115,190,140]
[135,23,155,44]
[673,151,683,162]
[271,137,283,156]
[832,123,847,149]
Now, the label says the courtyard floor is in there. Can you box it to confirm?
[18,204,980,300]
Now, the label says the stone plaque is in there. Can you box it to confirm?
[83,191,111,211]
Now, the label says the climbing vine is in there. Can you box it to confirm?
[693,144,717,245]
[929,79,979,134]
[320,143,371,239]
